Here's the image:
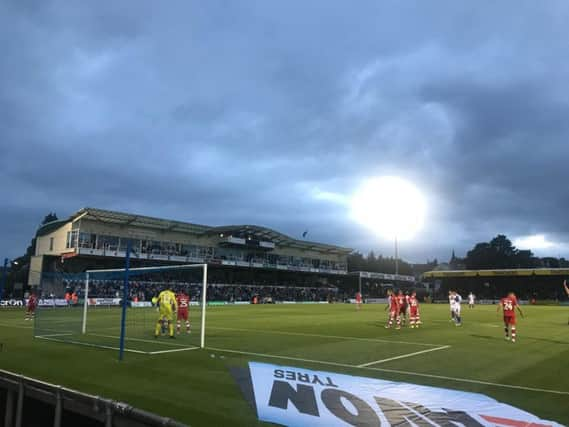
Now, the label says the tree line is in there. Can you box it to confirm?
[347,234,569,276]
[462,234,569,269]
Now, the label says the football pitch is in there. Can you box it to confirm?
[0,303,568,426]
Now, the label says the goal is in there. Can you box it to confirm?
[34,264,208,358]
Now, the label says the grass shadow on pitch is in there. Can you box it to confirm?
[471,333,569,345]
[366,321,409,329]
[367,321,388,327]
[469,334,502,341]
[523,336,569,345]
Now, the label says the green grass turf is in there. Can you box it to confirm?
[0,303,568,426]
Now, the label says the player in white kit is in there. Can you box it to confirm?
[451,291,462,326]
[468,292,475,308]
[448,291,456,322]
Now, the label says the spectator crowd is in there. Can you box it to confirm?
[56,279,340,303]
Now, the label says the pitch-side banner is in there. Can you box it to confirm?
[130,301,152,308]
[239,362,562,427]
[87,298,122,306]
[0,299,24,307]
[38,298,69,307]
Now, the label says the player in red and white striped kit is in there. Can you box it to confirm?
[385,290,401,330]
[25,293,37,321]
[497,292,524,343]
[355,291,362,310]
[176,291,191,335]
[409,291,421,328]
[396,290,408,326]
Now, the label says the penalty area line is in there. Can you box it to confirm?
[358,345,451,367]
[206,346,357,370]
[208,326,442,347]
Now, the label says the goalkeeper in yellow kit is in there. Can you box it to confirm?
[153,289,178,338]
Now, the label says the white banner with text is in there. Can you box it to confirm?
[244,362,561,427]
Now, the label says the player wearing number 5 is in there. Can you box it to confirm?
[176,291,191,334]
[154,289,178,338]
[497,292,524,343]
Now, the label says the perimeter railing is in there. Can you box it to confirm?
[0,369,188,427]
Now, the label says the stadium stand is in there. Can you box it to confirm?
[27,208,417,300]
[30,207,349,281]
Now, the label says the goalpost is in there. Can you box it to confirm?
[35,263,208,358]
[81,264,208,348]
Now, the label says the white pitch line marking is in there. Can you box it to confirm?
[206,346,357,369]
[0,322,33,330]
[149,347,200,355]
[204,346,569,396]
[11,321,569,394]
[89,334,193,348]
[33,319,81,324]
[35,336,148,354]
[365,366,569,396]
[35,333,74,338]
[0,322,80,336]
[358,345,451,367]
[209,326,442,347]
[0,322,65,331]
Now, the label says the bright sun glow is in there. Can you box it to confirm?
[351,176,426,241]
[514,234,554,250]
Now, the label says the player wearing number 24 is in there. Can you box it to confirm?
[497,292,524,343]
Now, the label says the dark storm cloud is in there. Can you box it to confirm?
[2,0,569,261]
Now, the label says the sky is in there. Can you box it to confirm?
[1,0,569,263]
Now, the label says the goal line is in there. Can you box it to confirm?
[35,333,200,355]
